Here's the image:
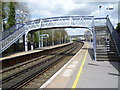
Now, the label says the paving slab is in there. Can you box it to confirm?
[67,42,120,88]
[40,42,87,88]
[40,42,120,89]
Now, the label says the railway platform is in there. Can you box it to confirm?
[0,42,72,61]
[40,42,120,89]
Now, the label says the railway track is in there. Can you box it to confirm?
[1,42,83,89]
[1,43,73,80]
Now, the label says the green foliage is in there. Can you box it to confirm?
[2,1,30,31]
[116,23,120,33]
[7,2,16,29]
[33,32,39,42]
[30,28,69,44]
[1,2,7,31]
[2,3,6,19]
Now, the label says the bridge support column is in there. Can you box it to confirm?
[38,32,41,48]
[31,33,34,50]
[70,36,72,42]
[41,36,43,47]
[92,18,96,61]
[25,31,28,52]
[52,30,54,46]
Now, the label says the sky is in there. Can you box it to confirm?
[24,0,120,35]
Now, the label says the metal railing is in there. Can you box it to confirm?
[0,16,94,54]
[0,23,24,41]
[93,17,107,61]
[94,17,106,26]
[106,16,120,56]
[0,24,27,53]
[24,16,94,30]
[1,15,119,58]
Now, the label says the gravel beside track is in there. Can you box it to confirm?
[1,42,83,89]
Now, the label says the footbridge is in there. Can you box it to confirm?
[0,15,120,61]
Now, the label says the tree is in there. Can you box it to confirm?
[2,1,30,55]
[1,2,8,31]
[116,23,120,33]
[1,1,30,31]
[7,2,16,29]
[0,1,2,32]
[15,2,30,23]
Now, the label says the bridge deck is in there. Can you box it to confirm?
[40,42,119,88]
[0,42,72,61]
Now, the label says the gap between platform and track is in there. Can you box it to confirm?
[40,43,85,88]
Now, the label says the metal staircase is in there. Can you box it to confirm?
[0,24,27,54]
[95,26,120,61]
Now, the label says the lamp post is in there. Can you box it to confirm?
[38,32,41,48]
[99,5,102,25]
[99,5,102,17]
[70,35,72,42]
[65,36,67,43]
[52,30,54,46]
[16,9,28,51]
[40,34,49,47]
[41,35,43,47]
[106,5,114,24]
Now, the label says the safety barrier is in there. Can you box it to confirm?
[106,15,120,56]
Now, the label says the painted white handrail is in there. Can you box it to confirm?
[0,25,27,53]
[25,16,94,30]
[0,16,94,54]
[106,16,120,56]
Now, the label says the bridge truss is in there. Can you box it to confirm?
[0,15,119,60]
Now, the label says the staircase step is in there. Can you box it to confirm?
[96,44,115,46]
[96,47,111,49]
[97,54,119,58]
[96,41,114,43]
[96,50,117,53]
[96,47,116,49]
[96,52,118,55]
[96,46,115,48]
[96,31,107,32]
[97,44,115,47]
[96,58,119,61]
[95,26,120,61]
[95,29,108,31]
[96,52,118,54]
[96,29,107,30]
[96,53,118,55]
[96,49,116,51]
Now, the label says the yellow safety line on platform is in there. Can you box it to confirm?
[72,49,88,89]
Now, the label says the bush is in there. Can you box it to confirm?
[116,23,120,33]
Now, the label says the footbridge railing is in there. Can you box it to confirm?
[0,16,94,54]
[25,16,94,30]
[106,15,120,56]
[0,24,27,54]
[1,15,119,60]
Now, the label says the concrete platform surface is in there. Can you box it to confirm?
[40,42,120,89]
[0,42,72,61]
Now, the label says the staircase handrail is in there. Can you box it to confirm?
[0,23,24,41]
[106,15,120,56]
